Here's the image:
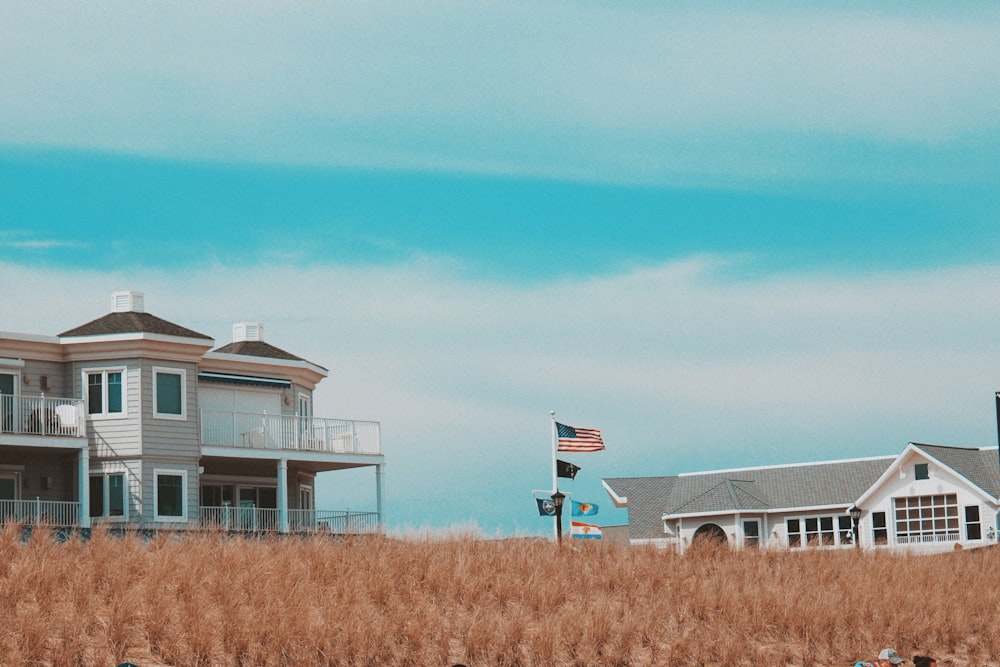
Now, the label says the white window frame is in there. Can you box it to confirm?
[152,366,187,420]
[893,494,959,544]
[89,467,129,521]
[153,468,188,522]
[787,514,853,549]
[83,367,126,419]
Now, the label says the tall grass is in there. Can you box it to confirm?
[0,523,998,666]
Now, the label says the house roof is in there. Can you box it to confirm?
[59,311,212,340]
[605,445,1000,541]
[210,340,328,372]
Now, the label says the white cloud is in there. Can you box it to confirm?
[4,257,1000,532]
[1,3,997,183]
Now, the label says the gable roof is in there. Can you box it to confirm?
[59,311,212,340]
[912,443,1000,498]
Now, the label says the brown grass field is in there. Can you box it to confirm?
[1,524,998,666]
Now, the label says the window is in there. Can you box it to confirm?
[85,369,124,416]
[89,472,126,519]
[154,469,187,521]
[838,515,854,544]
[153,367,186,419]
[787,519,801,547]
[965,505,982,540]
[743,520,760,548]
[787,515,848,548]
[872,511,888,545]
[914,463,929,480]
[894,494,959,544]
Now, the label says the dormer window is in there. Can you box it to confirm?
[915,463,929,480]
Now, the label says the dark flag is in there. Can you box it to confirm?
[557,459,581,480]
[536,497,557,516]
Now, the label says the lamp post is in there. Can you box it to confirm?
[551,491,566,544]
[849,505,862,549]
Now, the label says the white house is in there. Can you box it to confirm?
[0,291,385,534]
[603,442,1000,554]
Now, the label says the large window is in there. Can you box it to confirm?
[154,469,187,522]
[89,471,126,519]
[153,367,186,419]
[787,514,854,548]
[894,494,959,544]
[86,369,124,416]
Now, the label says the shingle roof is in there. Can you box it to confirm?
[913,443,1000,498]
[59,312,212,340]
[212,340,327,371]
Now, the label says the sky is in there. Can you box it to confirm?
[1,2,999,536]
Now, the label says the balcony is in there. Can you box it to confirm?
[200,410,381,455]
[0,395,87,439]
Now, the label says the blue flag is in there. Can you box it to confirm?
[572,500,598,516]
[536,497,557,516]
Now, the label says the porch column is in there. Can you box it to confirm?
[376,463,386,528]
[277,458,289,533]
[78,446,90,529]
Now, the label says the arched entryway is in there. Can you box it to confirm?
[692,523,728,546]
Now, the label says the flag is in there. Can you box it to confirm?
[556,422,604,452]
[570,521,602,539]
[556,459,581,479]
[536,497,557,516]
[572,500,598,516]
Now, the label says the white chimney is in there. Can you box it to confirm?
[233,322,263,342]
[111,291,145,313]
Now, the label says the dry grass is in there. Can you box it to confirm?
[1,523,998,666]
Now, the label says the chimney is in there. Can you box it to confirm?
[233,322,263,343]
[111,290,145,313]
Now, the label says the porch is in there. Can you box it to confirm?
[0,498,80,527]
[198,506,380,534]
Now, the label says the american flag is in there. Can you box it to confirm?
[556,422,604,452]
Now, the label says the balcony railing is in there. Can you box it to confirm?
[0,395,87,438]
[200,410,381,455]
[199,506,380,534]
[0,498,80,527]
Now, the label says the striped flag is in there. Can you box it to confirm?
[571,521,602,539]
[556,422,604,453]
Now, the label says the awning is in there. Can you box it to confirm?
[197,372,291,389]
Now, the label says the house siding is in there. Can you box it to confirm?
[141,360,200,459]
[72,359,143,459]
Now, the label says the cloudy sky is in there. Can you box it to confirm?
[2,2,999,535]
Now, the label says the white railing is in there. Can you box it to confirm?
[200,410,381,455]
[895,532,962,545]
[199,506,379,534]
[290,509,380,534]
[199,505,280,532]
[0,395,87,438]
[0,498,80,527]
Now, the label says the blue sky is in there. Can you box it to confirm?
[2,2,999,535]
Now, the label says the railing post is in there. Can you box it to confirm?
[35,496,41,525]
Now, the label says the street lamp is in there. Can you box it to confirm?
[551,491,566,544]
[849,505,862,549]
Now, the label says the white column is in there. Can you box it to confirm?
[376,463,386,530]
[277,458,289,533]
[78,445,90,529]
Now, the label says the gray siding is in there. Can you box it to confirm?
[72,359,143,459]
[140,360,200,460]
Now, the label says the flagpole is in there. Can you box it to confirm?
[551,410,559,542]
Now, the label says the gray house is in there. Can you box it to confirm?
[604,442,1000,553]
[0,291,384,533]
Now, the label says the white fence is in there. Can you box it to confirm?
[0,498,80,527]
[200,410,381,455]
[200,506,379,534]
[0,395,87,438]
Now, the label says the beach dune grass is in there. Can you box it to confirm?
[1,523,998,666]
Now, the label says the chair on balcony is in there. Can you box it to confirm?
[55,404,80,436]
